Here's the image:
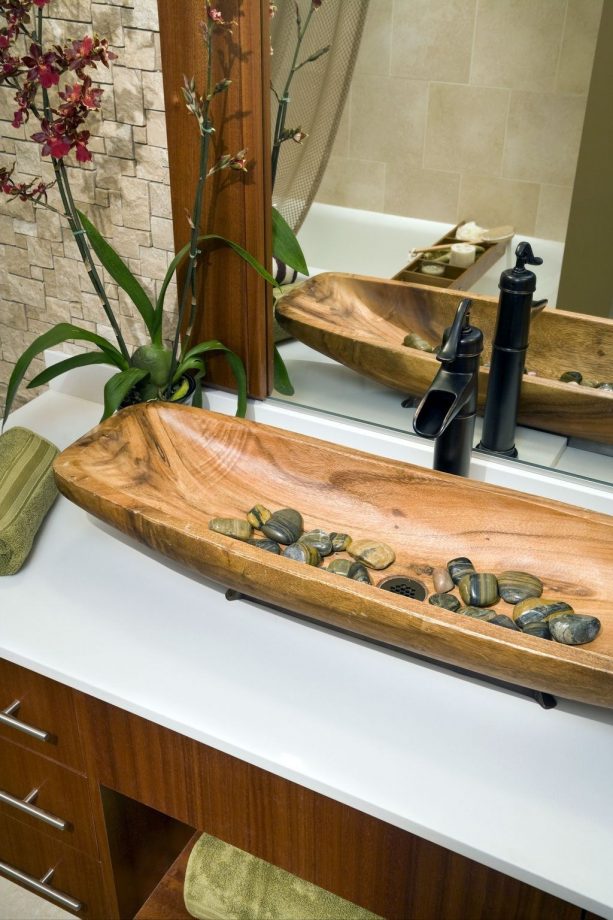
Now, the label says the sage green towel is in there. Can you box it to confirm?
[184,833,382,920]
[0,427,59,575]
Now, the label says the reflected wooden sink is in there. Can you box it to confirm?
[275,273,613,444]
[54,402,613,709]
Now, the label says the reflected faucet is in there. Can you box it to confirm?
[412,298,483,477]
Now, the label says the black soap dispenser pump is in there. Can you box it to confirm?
[477,242,543,458]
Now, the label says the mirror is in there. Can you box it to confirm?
[271,0,613,490]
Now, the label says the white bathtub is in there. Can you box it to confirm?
[298,202,564,306]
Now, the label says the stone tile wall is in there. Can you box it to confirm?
[317,0,604,242]
[0,0,175,414]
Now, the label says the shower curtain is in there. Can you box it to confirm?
[270,0,370,233]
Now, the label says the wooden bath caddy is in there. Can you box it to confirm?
[275,272,613,445]
[393,222,506,290]
[54,403,613,709]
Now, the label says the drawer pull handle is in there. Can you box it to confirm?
[0,859,82,912]
[0,787,69,831]
[0,700,53,743]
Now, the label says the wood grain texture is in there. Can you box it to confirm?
[276,273,613,444]
[0,811,110,918]
[0,737,98,857]
[54,402,613,708]
[0,657,85,773]
[158,0,272,399]
[135,834,199,920]
[80,695,581,920]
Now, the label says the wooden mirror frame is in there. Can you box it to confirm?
[157,0,272,398]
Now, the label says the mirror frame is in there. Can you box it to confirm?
[157,0,272,398]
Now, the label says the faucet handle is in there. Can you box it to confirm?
[514,241,543,269]
[438,298,473,363]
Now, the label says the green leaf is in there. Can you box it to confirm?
[272,206,308,276]
[180,339,247,417]
[273,344,295,395]
[77,209,156,335]
[102,368,149,421]
[2,323,127,429]
[27,352,117,389]
[172,355,205,384]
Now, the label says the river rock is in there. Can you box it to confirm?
[497,570,543,604]
[284,542,321,566]
[458,573,499,607]
[513,598,574,629]
[348,562,371,584]
[403,332,435,352]
[300,529,333,556]
[428,593,460,612]
[548,614,601,646]
[459,606,498,622]
[447,557,476,585]
[247,504,271,528]
[522,622,551,640]
[262,508,303,545]
[330,532,352,552]
[209,518,252,541]
[348,539,395,570]
[597,382,613,392]
[560,371,582,383]
[247,538,281,554]
[432,567,454,593]
[489,614,520,631]
[327,559,353,576]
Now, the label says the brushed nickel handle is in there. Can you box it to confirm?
[0,787,69,831]
[0,701,54,743]
[0,860,82,912]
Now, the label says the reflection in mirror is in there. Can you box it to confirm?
[271,0,613,491]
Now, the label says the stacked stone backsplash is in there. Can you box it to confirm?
[0,0,176,415]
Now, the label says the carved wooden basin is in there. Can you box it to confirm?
[276,273,613,444]
[53,402,613,708]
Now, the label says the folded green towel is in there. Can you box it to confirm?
[0,427,59,575]
[184,833,382,920]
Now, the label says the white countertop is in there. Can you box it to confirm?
[2,388,613,919]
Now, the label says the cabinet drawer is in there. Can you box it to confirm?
[0,737,98,857]
[0,811,110,918]
[0,658,84,773]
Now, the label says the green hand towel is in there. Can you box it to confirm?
[0,427,59,575]
[184,833,382,920]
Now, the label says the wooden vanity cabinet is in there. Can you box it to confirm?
[0,657,598,920]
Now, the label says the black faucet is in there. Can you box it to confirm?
[477,242,543,458]
[412,298,483,477]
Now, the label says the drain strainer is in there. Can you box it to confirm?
[377,575,427,601]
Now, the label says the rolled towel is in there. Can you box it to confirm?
[184,833,382,920]
[0,427,59,575]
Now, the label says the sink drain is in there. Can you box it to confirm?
[377,575,427,601]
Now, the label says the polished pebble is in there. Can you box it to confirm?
[349,539,396,570]
[209,518,252,541]
[428,593,460,612]
[522,622,552,640]
[447,557,476,585]
[548,614,601,646]
[284,542,321,566]
[330,532,352,552]
[560,371,582,383]
[247,504,271,528]
[247,537,281,554]
[403,332,435,352]
[459,606,498,622]
[513,598,574,629]
[327,558,353,576]
[348,562,372,584]
[497,570,543,604]
[300,529,333,556]
[262,508,303,545]
[458,573,499,607]
[581,378,600,388]
[432,567,454,593]
[490,614,520,631]
[597,382,613,393]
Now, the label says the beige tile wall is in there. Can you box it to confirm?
[317,0,603,242]
[0,0,175,414]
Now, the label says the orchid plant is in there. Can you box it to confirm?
[1,0,278,426]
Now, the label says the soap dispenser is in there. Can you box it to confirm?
[477,242,543,458]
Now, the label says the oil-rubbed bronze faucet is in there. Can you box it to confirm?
[412,298,483,477]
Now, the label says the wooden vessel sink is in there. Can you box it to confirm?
[276,273,613,444]
[54,403,613,709]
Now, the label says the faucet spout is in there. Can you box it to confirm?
[413,369,473,439]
